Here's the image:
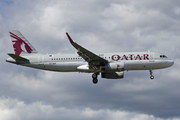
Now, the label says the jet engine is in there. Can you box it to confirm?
[101,71,124,79]
[101,62,124,71]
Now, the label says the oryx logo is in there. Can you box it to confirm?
[10,32,32,56]
[117,64,120,68]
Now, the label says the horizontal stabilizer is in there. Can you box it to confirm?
[8,53,29,61]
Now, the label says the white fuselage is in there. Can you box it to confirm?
[6,52,174,72]
[7,30,174,83]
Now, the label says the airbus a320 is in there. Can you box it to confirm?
[6,30,174,84]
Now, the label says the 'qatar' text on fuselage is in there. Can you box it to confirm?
[111,54,149,61]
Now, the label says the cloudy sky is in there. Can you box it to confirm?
[0,0,180,120]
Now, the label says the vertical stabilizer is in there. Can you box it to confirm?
[9,30,38,56]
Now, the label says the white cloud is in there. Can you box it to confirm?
[0,0,180,119]
[1,97,179,120]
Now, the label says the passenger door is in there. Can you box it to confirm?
[149,52,154,62]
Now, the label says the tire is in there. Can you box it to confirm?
[92,73,97,79]
[150,75,154,79]
[92,78,98,84]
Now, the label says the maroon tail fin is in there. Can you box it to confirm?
[9,30,38,56]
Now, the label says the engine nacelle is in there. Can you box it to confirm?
[101,71,124,79]
[101,62,124,71]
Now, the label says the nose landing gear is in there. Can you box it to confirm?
[149,69,154,79]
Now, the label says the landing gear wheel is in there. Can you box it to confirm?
[92,72,99,84]
[150,75,154,79]
[149,69,154,80]
[93,78,98,84]
[92,73,97,79]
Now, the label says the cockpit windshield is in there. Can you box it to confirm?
[160,55,167,58]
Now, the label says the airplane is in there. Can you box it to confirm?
[6,30,174,84]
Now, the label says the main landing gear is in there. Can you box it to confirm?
[149,69,154,80]
[92,73,98,84]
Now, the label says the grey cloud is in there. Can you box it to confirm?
[0,0,180,119]
[1,97,174,120]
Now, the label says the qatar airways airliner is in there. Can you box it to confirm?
[6,30,174,84]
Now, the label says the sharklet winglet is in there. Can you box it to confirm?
[66,32,74,43]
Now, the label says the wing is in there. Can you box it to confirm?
[66,33,108,66]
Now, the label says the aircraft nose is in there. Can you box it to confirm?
[168,60,174,66]
[171,60,174,66]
